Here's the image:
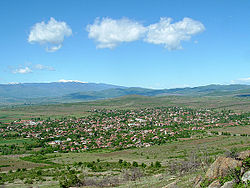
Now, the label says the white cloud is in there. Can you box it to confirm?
[87,17,205,50]
[232,77,250,84]
[58,79,88,83]
[33,64,55,71]
[13,67,32,74]
[86,17,146,49]
[46,44,62,52]
[238,77,250,81]
[11,64,55,74]
[28,17,72,52]
[145,17,205,50]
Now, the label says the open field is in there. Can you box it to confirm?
[0,155,45,172]
[0,95,250,122]
[51,134,250,166]
[1,132,249,187]
[0,138,35,146]
[209,124,250,135]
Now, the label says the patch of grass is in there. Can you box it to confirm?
[0,138,35,146]
[20,154,60,165]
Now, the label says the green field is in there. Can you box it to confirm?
[1,131,249,187]
[0,138,35,146]
[1,95,250,122]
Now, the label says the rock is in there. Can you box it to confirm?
[208,180,221,188]
[242,170,250,184]
[237,150,250,160]
[206,156,242,179]
[221,180,234,188]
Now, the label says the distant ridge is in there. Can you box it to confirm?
[0,83,249,106]
[64,84,250,100]
[0,82,125,98]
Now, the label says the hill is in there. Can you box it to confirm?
[0,82,125,98]
[64,84,250,101]
[0,83,249,106]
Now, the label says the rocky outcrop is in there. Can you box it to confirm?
[220,180,234,188]
[205,156,242,179]
[194,150,249,188]
[237,150,250,160]
[242,170,250,184]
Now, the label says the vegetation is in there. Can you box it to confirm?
[0,95,249,187]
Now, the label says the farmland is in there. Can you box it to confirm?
[0,95,249,187]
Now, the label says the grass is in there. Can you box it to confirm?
[0,138,35,146]
[0,95,250,122]
[0,132,249,187]
[209,125,250,135]
[51,134,250,167]
[0,155,45,172]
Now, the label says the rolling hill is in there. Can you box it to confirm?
[0,82,249,106]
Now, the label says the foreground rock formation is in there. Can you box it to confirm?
[194,150,250,188]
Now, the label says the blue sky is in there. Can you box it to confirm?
[0,0,250,88]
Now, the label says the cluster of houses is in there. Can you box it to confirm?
[1,107,249,152]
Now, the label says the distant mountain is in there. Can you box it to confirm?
[0,82,125,98]
[160,84,250,96]
[64,84,250,100]
[0,83,249,106]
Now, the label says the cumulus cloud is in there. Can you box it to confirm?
[12,67,32,74]
[87,17,205,50]
[86,17,146,49]
[28,17,72,52]
[145,17,205,50]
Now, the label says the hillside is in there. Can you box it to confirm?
[64,85,250,101]
[0,82,125,98]
[0,83,249,106]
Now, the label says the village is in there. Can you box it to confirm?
[0,107,249,154]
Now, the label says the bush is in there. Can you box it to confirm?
[132,161,138,167]
[155,161,161,168]
[141,162,147,168]
[118,159,123,164]
[123,168,144,181]
[24,179,33,184]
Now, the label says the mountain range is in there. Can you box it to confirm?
[0,82,249,106]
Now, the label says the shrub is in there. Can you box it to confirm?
[132,161,138,167]
[155,161,161,168]
[141,162,147,168]
[118,159,123,164]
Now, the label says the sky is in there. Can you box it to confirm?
[0,0,250,89]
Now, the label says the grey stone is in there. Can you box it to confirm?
[242,170,250,184]
[221,180,234,188]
